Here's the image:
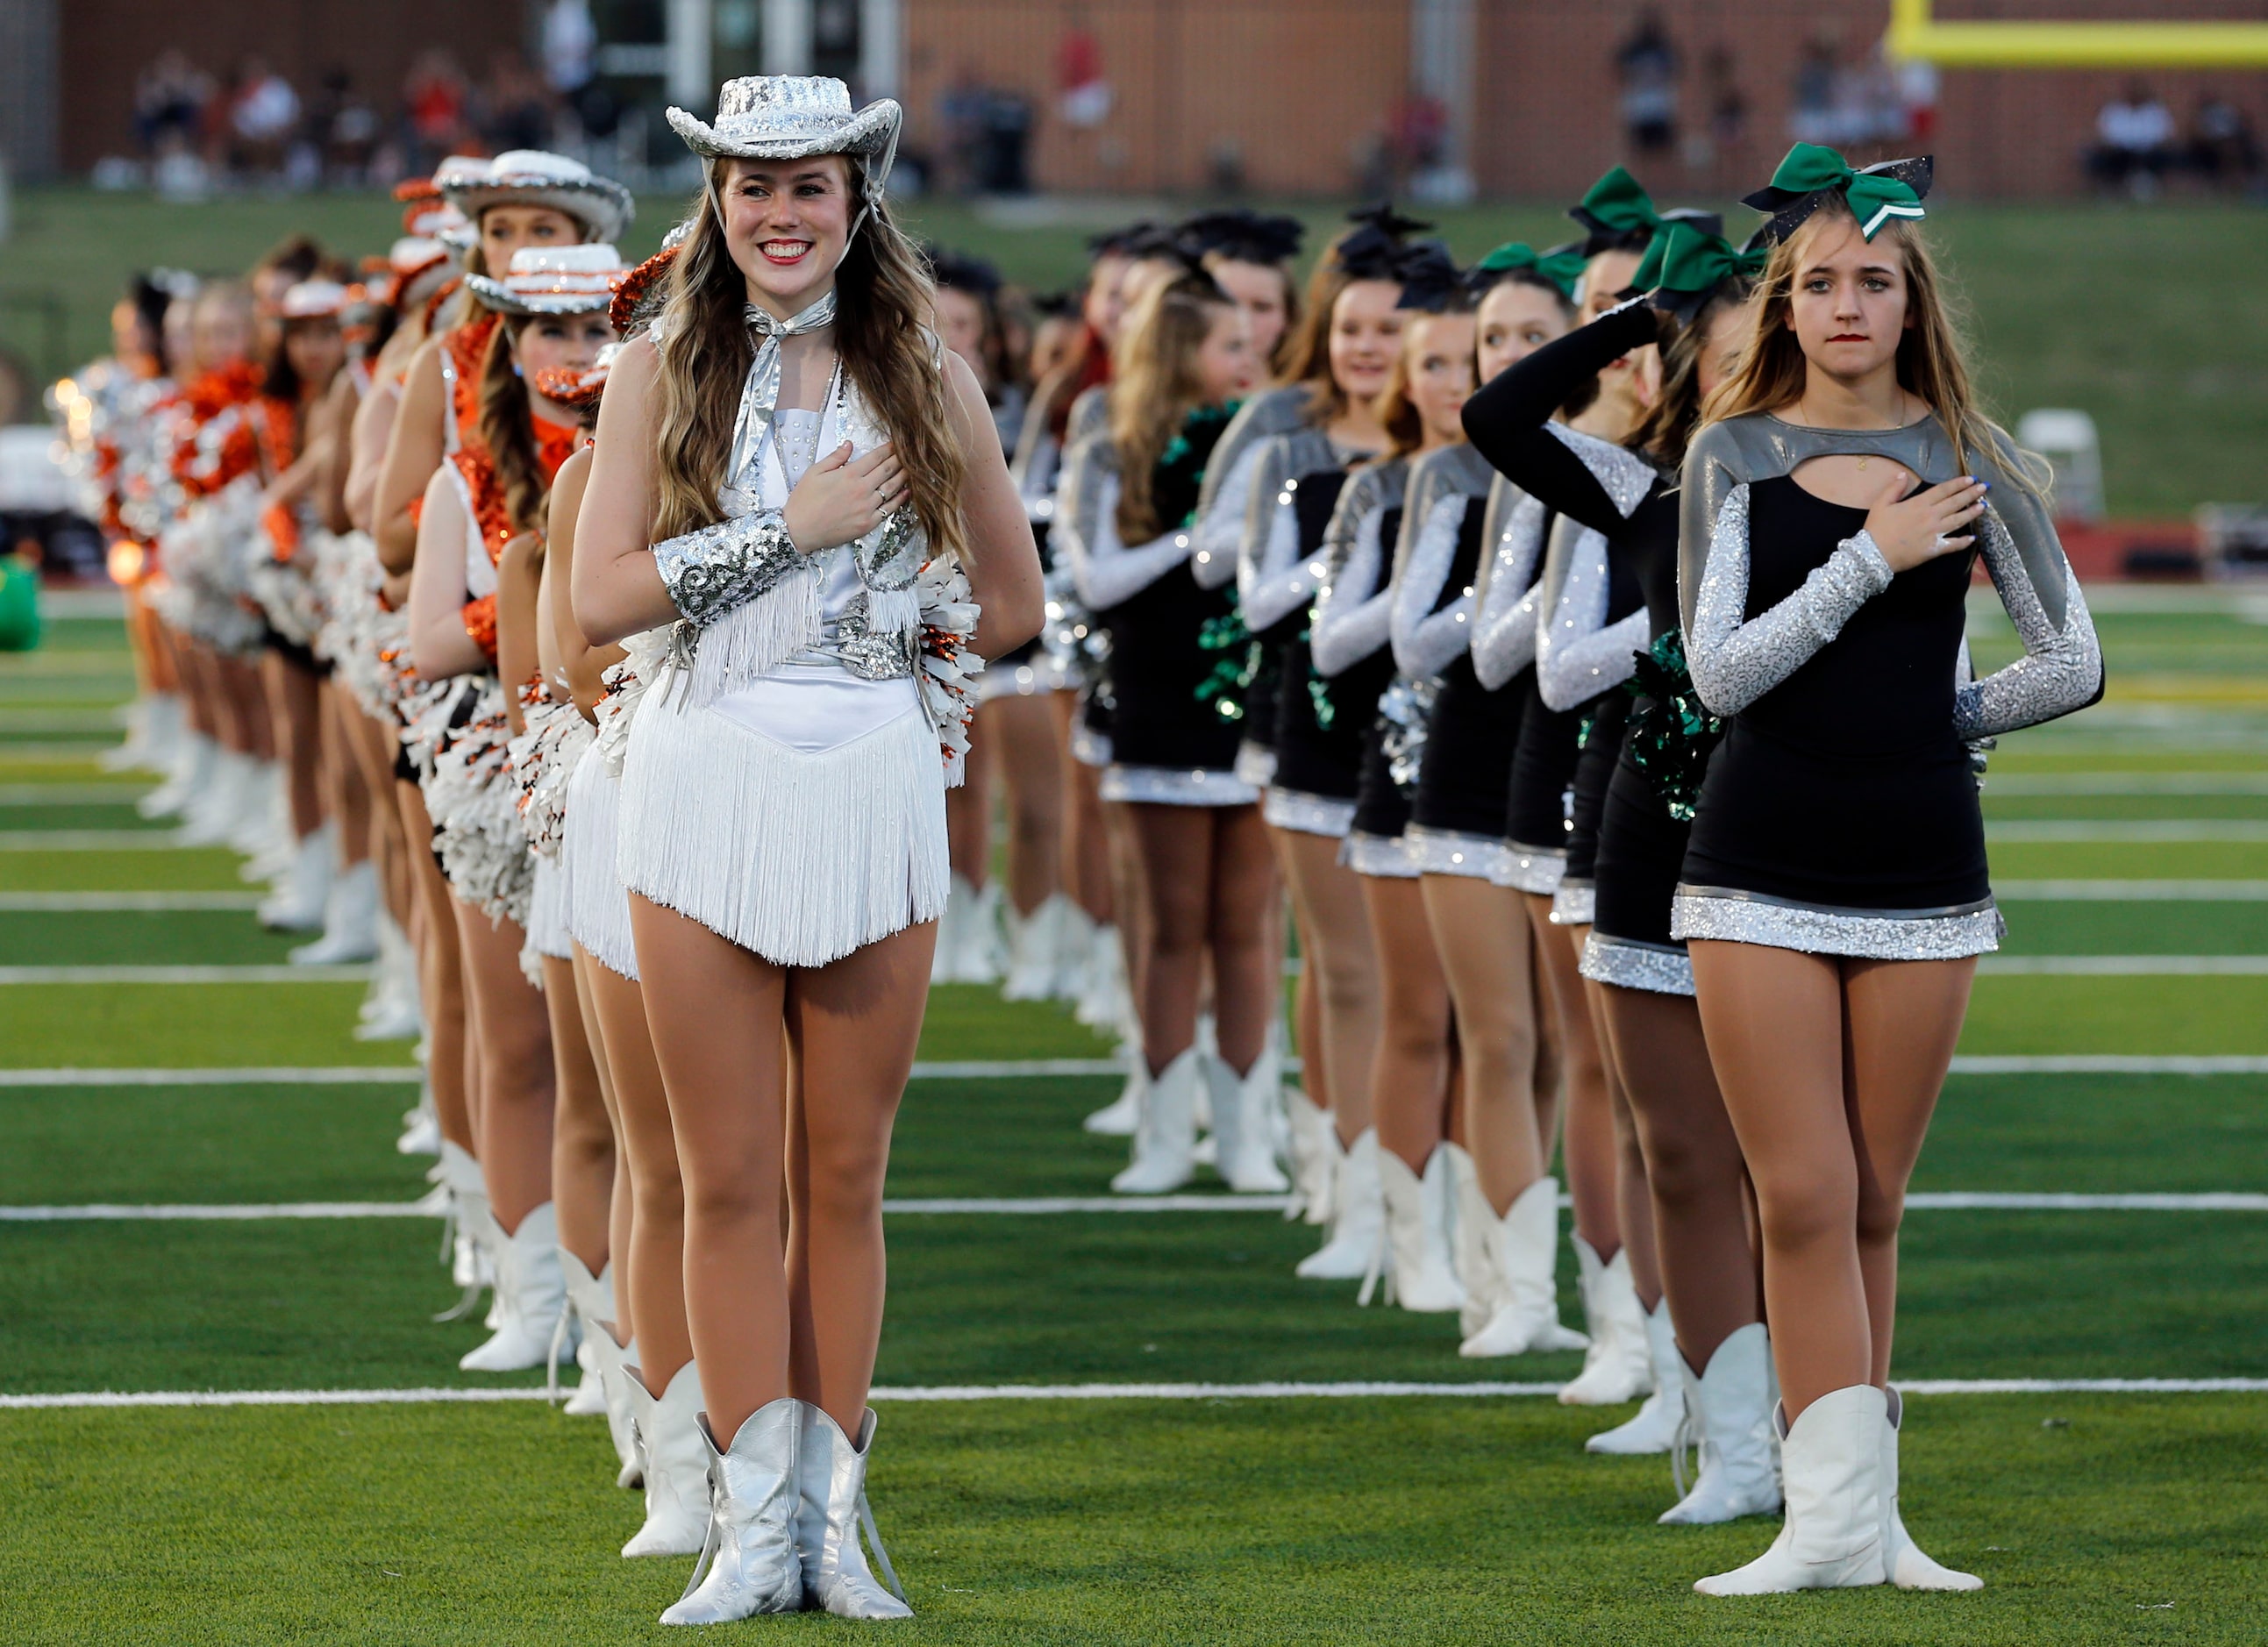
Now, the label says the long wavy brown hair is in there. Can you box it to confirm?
[477,316,549,537]
[1108,269,1237,542]
[652,158,967,558]
[1700,198,2046,497]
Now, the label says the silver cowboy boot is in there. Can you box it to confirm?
[659,1396,803,1624]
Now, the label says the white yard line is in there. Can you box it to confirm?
[0,891,263,911]
[1995,879,2268,899]
[0,830,191,850]
[0,1067,422,1087]
[1986,773,2268,795]
[1950,1054,2268,1074]
[1986,820,2268,842]
[7,1191,2260,1223]
[0,785,150,807]
[0,966,372,985]
[1979,955,2268,975]
[5,1377,2264,1411]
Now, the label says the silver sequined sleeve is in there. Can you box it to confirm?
[1057,437,1198,612]
[1535,517,1649,711]
[1955,509,2102,738]
[1471,488,1549,690]
[1237,438,1317,634]
[653,510,805,627]
[1388,492,1476,677]
[1310,497,1394,679]
[1189,437,1267,591]
[1684,481,1894,717]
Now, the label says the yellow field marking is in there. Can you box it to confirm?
[1891,0,2268,67]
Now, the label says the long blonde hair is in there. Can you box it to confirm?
[1700,198,2043,496]
[651,158,967,556]
[1108,269,1236,542]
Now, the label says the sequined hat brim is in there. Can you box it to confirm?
[438,180,636,246]
[665,99,902,166]
[460,273,623,318]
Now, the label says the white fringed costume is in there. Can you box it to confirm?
[618,346,980,970]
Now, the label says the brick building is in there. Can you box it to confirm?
[5,0,2264,197]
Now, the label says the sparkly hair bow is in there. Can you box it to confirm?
[1568,167,1664,253]
[1744,144,1934,243]
[1473,240,1587,301]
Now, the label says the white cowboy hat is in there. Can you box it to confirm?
[463,245,631,317]
[667,75,901,196]
[439,149,635,246]
[279,280,351,321]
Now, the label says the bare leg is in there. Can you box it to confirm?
[454,900,554,1233]
[570,948,634,1340]
[783,922,936,1432]
[1055,695,1112,925]
[983,693,1065,917]
[631,895,789,1440]
[1362,875,1453,1173]
[1600,981,1758,1366]
[1126,803,1217,1072]
[1423,875,1541,1213]
[586,947,691,1384]
[1203,805,1277,1074]
[1280,830,1379,1144]
[320,682,371,867]
[1103,797,1147,1028]
[1293,948,1326,1109]
[260,651,325,838]
[945,713,995,890]
[218,652,273,761]
[540,952,614,1276]
[397,781,469,1151]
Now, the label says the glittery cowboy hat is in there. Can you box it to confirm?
[387,236,457,311]
[667,75,902,196]
[439,149,635,246]
[279,280,351,321]
[463,244,631,317]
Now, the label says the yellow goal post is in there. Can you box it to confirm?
[1886,0,2268,67]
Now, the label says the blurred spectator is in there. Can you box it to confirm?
[1790,33,1836,145]
[940,65,990,194]
[2090,81,2177,198]
[1694,43,1747,186]
[2186,94,2263,194]
[979,88,1035,195]
[1057,23,1111,129]
[133,52,212,157]
[1894,55,1940,144]
[315,70,384,183]
[544,0,597,96]
[484,53,556,153]
[1616,10,1679,157]
[403,50,474,171]
[226,57,302,177]
[1387,89,1449,180]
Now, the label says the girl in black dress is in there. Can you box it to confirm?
[1677,149,2100,1595]
[1059,267,1282,1196]
[1234,217,1412,1273]
[1466,214,1779,1519]
[1398,249,1588,1357]
[1309,246,1473,1313]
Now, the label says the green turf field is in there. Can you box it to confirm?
[2,591,2264,1643]
[5,187,2264,517]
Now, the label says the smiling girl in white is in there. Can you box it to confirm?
[574,77,1041,1623]
[1674,147,2101,1594]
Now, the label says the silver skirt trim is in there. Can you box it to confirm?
[1101,765,1260,807]
[1580,932,1695,996]
[1070,724,1113,768]
[1405,825,1508,880]
[1263,787,1355,838]
[1342,830,1422,880]
[1234,740,1279,788]
[1671,884,2005,960]
[1551,878,1595,925]
[1491,839,1567,894]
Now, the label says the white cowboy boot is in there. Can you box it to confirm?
[139,729,214,818]
[1083,1062,1144,1137]
[949,878,1002,984]
[177,747,248,845]
[1297,1128,1383,1280]
[1053,898,1097,1002]
[1110,1047,1201,1194]
[578,1319,643,1489]
[796,1403,914,1619]
[1363,1146,1465,1313]
[624,1360,711,1558]
[1587,1297,1684,1453]
[930,876,967,985]
[1207,1046,1290,1194]
[1660,1323,1783,1522]
[1074,925,1125,1028]
[1001,894,1065,1002]
[1694,1384,1888,1595]
[226,759,286,858]
[1881,1387,1982,1590]
[1461,1177,1591,1358]
[459,1202,571,1372]
[1280,1086,1335,1225]
[395,1074,440,1156]
[258,824,334,931]
[660,1398,804,1623]
[552,1252,612,1415]
[1558,1238,1652,1404]
[1441,1144,1499,1337]
[292,859,380,964]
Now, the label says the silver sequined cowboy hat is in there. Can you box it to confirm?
[463,245,631,317]
[439,149,636,246]
[667,75,902,195]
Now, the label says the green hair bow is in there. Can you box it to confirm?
[1572,166,1664,239]
[1476,241,1587,300]
[1762,143,1927,240]
[1632,222,1767,296]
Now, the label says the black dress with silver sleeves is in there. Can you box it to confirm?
[1672,413,2103,959]
[1400,450,1526,877]
[1307,456,1413,873]
[1464,301,1700,993]
[1240,424,1363,837]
